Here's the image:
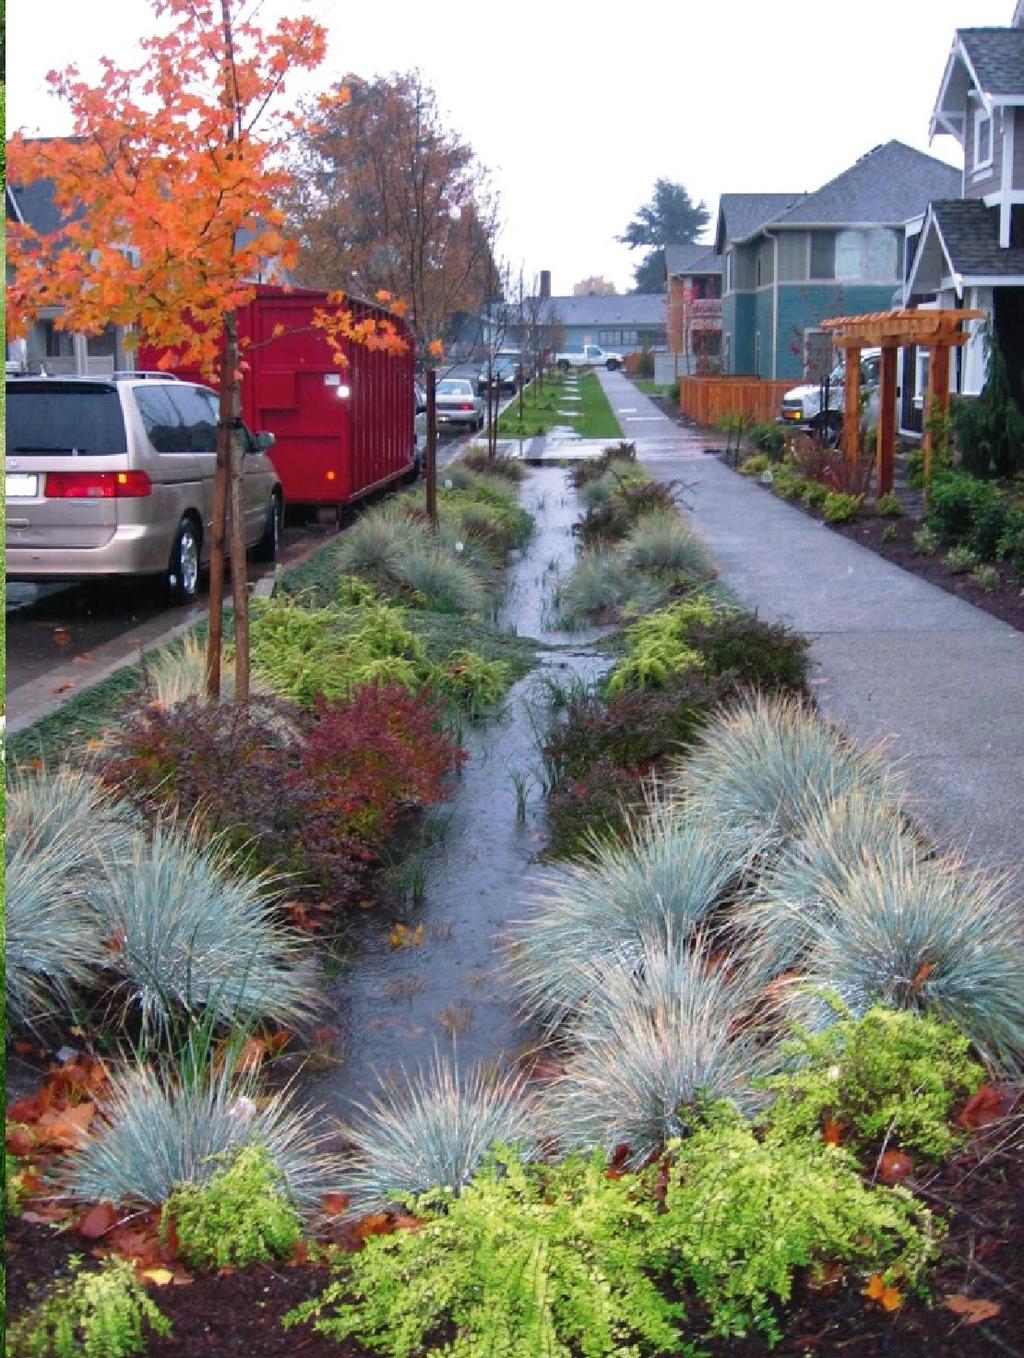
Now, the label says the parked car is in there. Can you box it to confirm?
[435,378,485,431]
[779,348,882,445]
[476,351,521,396]
[5,374,283,603]
[554,343,624,372]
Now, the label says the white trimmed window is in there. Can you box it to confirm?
[974,108,993,171]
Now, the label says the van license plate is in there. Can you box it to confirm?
[6,474,39,498]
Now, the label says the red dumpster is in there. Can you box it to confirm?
[140,284,415,507]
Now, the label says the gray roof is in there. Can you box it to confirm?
[7,177,69,234]
[770,141,962,228]
[665,243,722,277]
[540,293,666,326]
[715,193,804,250]
[959,27,1024,96]
[932,198,1024,278]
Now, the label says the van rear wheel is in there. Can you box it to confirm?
[253,491,282,563]
[167,517,201,604]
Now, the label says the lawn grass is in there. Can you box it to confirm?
[496,370,621,441]
[7,664,148,768]
[632,379,668,396]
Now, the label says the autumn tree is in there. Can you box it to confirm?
[288,70,499,352]
[572,276,617,296]
[619,179,710,294]
[5,0,335,702]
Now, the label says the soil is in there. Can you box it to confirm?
[7,1114,1022,1358]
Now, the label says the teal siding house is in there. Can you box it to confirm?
[715,143,962,381]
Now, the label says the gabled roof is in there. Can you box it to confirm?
[535,293,667,327]
[907,199,1024,297]
[714,193,803,251]
[959,28,1024,96]
[7,176,70,235]
[931,27,1024,139]
[769,141,961,228]
[665,243,722,277]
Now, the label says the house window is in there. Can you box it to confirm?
[810,232,835,280]
[974,108,993,170]
[915,351,931,411]
[835,230,863,280]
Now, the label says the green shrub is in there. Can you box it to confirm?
[7,1256,170,1358]
[654,1107,937,1344]
[606,597,714,695]
[945,544,978,574]
[912,526,939,556]
[432,648,511,715]
[163,1144,303,1271]
[556,548,668,627]
[746,423,787,458]
[926,472,1008,544]
[577,476,677,547]
[997,509,1024,575]
[970,563,1000,593]
[762,1006,984,1159]
[738,454,770,477]
[770,468,807,501]
[882,523,898,542]
[688,611,809,693]
[800,480,829,508]
[286,1147,683,1358]
[822,492,863,523]
[876,493,904,518]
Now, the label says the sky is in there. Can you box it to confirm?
[6,0,1013,295]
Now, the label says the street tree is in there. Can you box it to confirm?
[289,71,499,351]
[5,0,361,702]
[618,179,710,293]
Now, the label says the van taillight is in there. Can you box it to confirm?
[45,471,153,499]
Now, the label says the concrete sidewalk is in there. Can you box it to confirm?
[598,369,1024,880]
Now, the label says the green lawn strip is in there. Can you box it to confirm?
[7,664,149,768]
[403,611,540,684]
[632,379,668,397]
[496,371,578,439]
[577,372,623,439]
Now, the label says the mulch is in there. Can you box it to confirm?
[7,1115,1022,1358]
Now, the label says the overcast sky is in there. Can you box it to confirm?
[7,0,1011,295]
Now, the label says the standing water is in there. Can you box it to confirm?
[299,465,611,1120]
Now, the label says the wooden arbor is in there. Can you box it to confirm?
[820,308,984,495]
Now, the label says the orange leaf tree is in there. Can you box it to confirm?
[5,0,327,701]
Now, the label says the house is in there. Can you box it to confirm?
[717,144,962,382]
[904,8,1024,428]
[531,291,667,355]
[664,243,723,379]
[6,177,130,375]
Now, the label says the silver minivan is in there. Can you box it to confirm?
[5,374,284,602]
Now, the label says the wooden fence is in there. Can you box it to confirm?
[679,376,791,428]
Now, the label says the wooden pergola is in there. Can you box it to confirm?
[820,308,984,495]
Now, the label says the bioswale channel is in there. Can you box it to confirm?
[298,463,612,1121]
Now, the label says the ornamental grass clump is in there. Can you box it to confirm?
[556,547,668,627]
[736,789,919,985]
[391,541,490,614]
[339,1053,540,1213]
[6,762,136,867]
[667,693,896,853]
[5,830,104,1031]
[621,509,716,580]
[333,501,421,577]
[794,847,1024,1075]
[510,801,752,1031]
[66,1045,332,1210]
[91,822,319,1036]
[547,937,768,1164]
[145,633,276,709]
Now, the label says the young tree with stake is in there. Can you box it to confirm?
[6,0,333,701]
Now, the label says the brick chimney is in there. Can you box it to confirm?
[539,270,551,300]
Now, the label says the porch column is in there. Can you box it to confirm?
[922,341,951,490]
[876,344,898,497]
[842,344,861,473]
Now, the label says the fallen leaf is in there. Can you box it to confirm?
[141,1267,175,1287]
[877,1149,914,1185]
[390,1214,424,1232]
[862,1274,885,1302]
[51,681,75,695]
[911,961,934,991]
[355,1212,393,1239]
[76,1202,118,1239]
[957,1085,1013,1131]
[53,630,72,646]
[322,1192,350,1217]
[822,1118,844,1147]
[943,1294,1001,1325]
[881,1286,903,1312]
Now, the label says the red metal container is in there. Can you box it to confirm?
[140,284,415,507]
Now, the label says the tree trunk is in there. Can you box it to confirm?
[227,317,250,703]
[425,367,438,528]
[206,332,234,700]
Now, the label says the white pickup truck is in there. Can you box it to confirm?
[779,348,882,445]
[554,343,624,372]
